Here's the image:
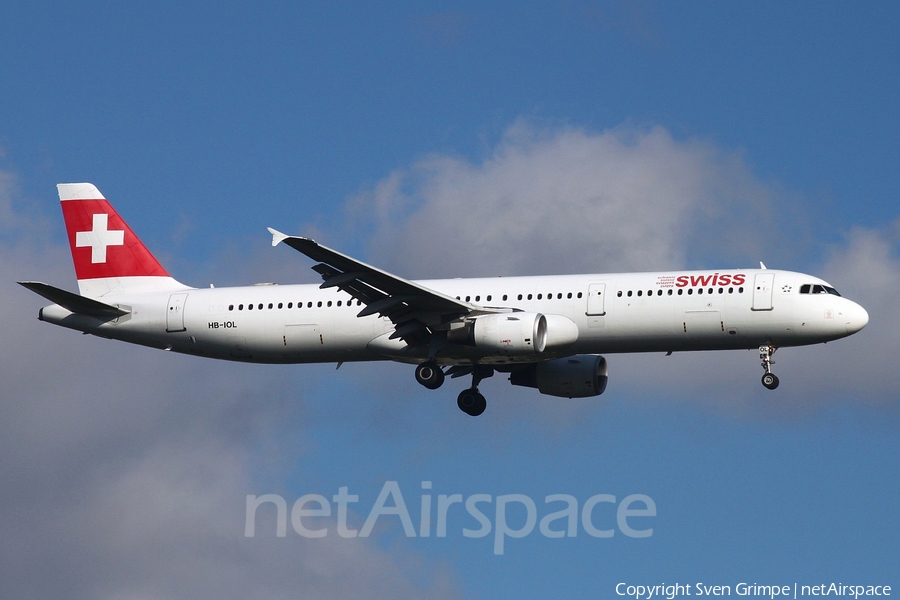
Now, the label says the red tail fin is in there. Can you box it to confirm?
[58,183,186,297]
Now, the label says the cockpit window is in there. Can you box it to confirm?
[800,283,841,296]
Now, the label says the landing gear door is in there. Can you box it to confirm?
[284,324,323,349]
[751,273,775,311]
[586,283,606,316]
[166,293,188,332]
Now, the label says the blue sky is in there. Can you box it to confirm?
[1,2,898,598]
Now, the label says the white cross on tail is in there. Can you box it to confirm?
[75,213,125,263]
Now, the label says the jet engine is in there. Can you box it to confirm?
[542,314,579,349]
[509,354,608,398]
[447,312,547,355]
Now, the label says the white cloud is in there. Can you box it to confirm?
[350,121,784,279]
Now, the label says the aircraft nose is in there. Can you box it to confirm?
[844,301,869,334]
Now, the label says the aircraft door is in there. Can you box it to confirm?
[751,273,775,311]
[166,293,188,332]
[586,283,607,316]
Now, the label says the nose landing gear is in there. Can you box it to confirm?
[759,345,779,390]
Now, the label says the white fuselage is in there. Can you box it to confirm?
[39,269,869,366]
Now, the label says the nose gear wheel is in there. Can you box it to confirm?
[759,345,779,390]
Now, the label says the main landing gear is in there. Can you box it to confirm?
[457,388,487,417]
[454,365,492,417]
[414,361,445,390]
[414,361,491,417]
[759,345,779,390]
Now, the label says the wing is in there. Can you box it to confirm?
[269,229,487,345]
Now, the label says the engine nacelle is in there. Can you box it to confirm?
[448,312,547,355]
[542,314,579,349]
[510,354,608,398]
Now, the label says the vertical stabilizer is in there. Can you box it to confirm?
[58,183,189,297]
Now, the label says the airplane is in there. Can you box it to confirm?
[20,183,869,416]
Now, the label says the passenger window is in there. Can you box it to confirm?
[502,295,508,301]
[475,295,480,302]
[487,295,492,302]
[327,301,332,307]
[617,291,623,297]
[337,300,342,307]
[627,290,632,297]
[637,290,642,297]
[537,294,543,300]
[688,289,693,295]
[268,303,273,309]
[698,288,703,295]
[317,301,322,308]
[657,290,662,296]
[527,294,533,300]
[228,305,234,311]
[577,292,583,299]
[567,292,572,299]
[677,289,683,295]
[518,294,523,300]
[238,304,244,310]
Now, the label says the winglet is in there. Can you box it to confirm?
[267,227,291,247]
[759,261,767,269]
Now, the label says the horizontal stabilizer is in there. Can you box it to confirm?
[18,281,129,319]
